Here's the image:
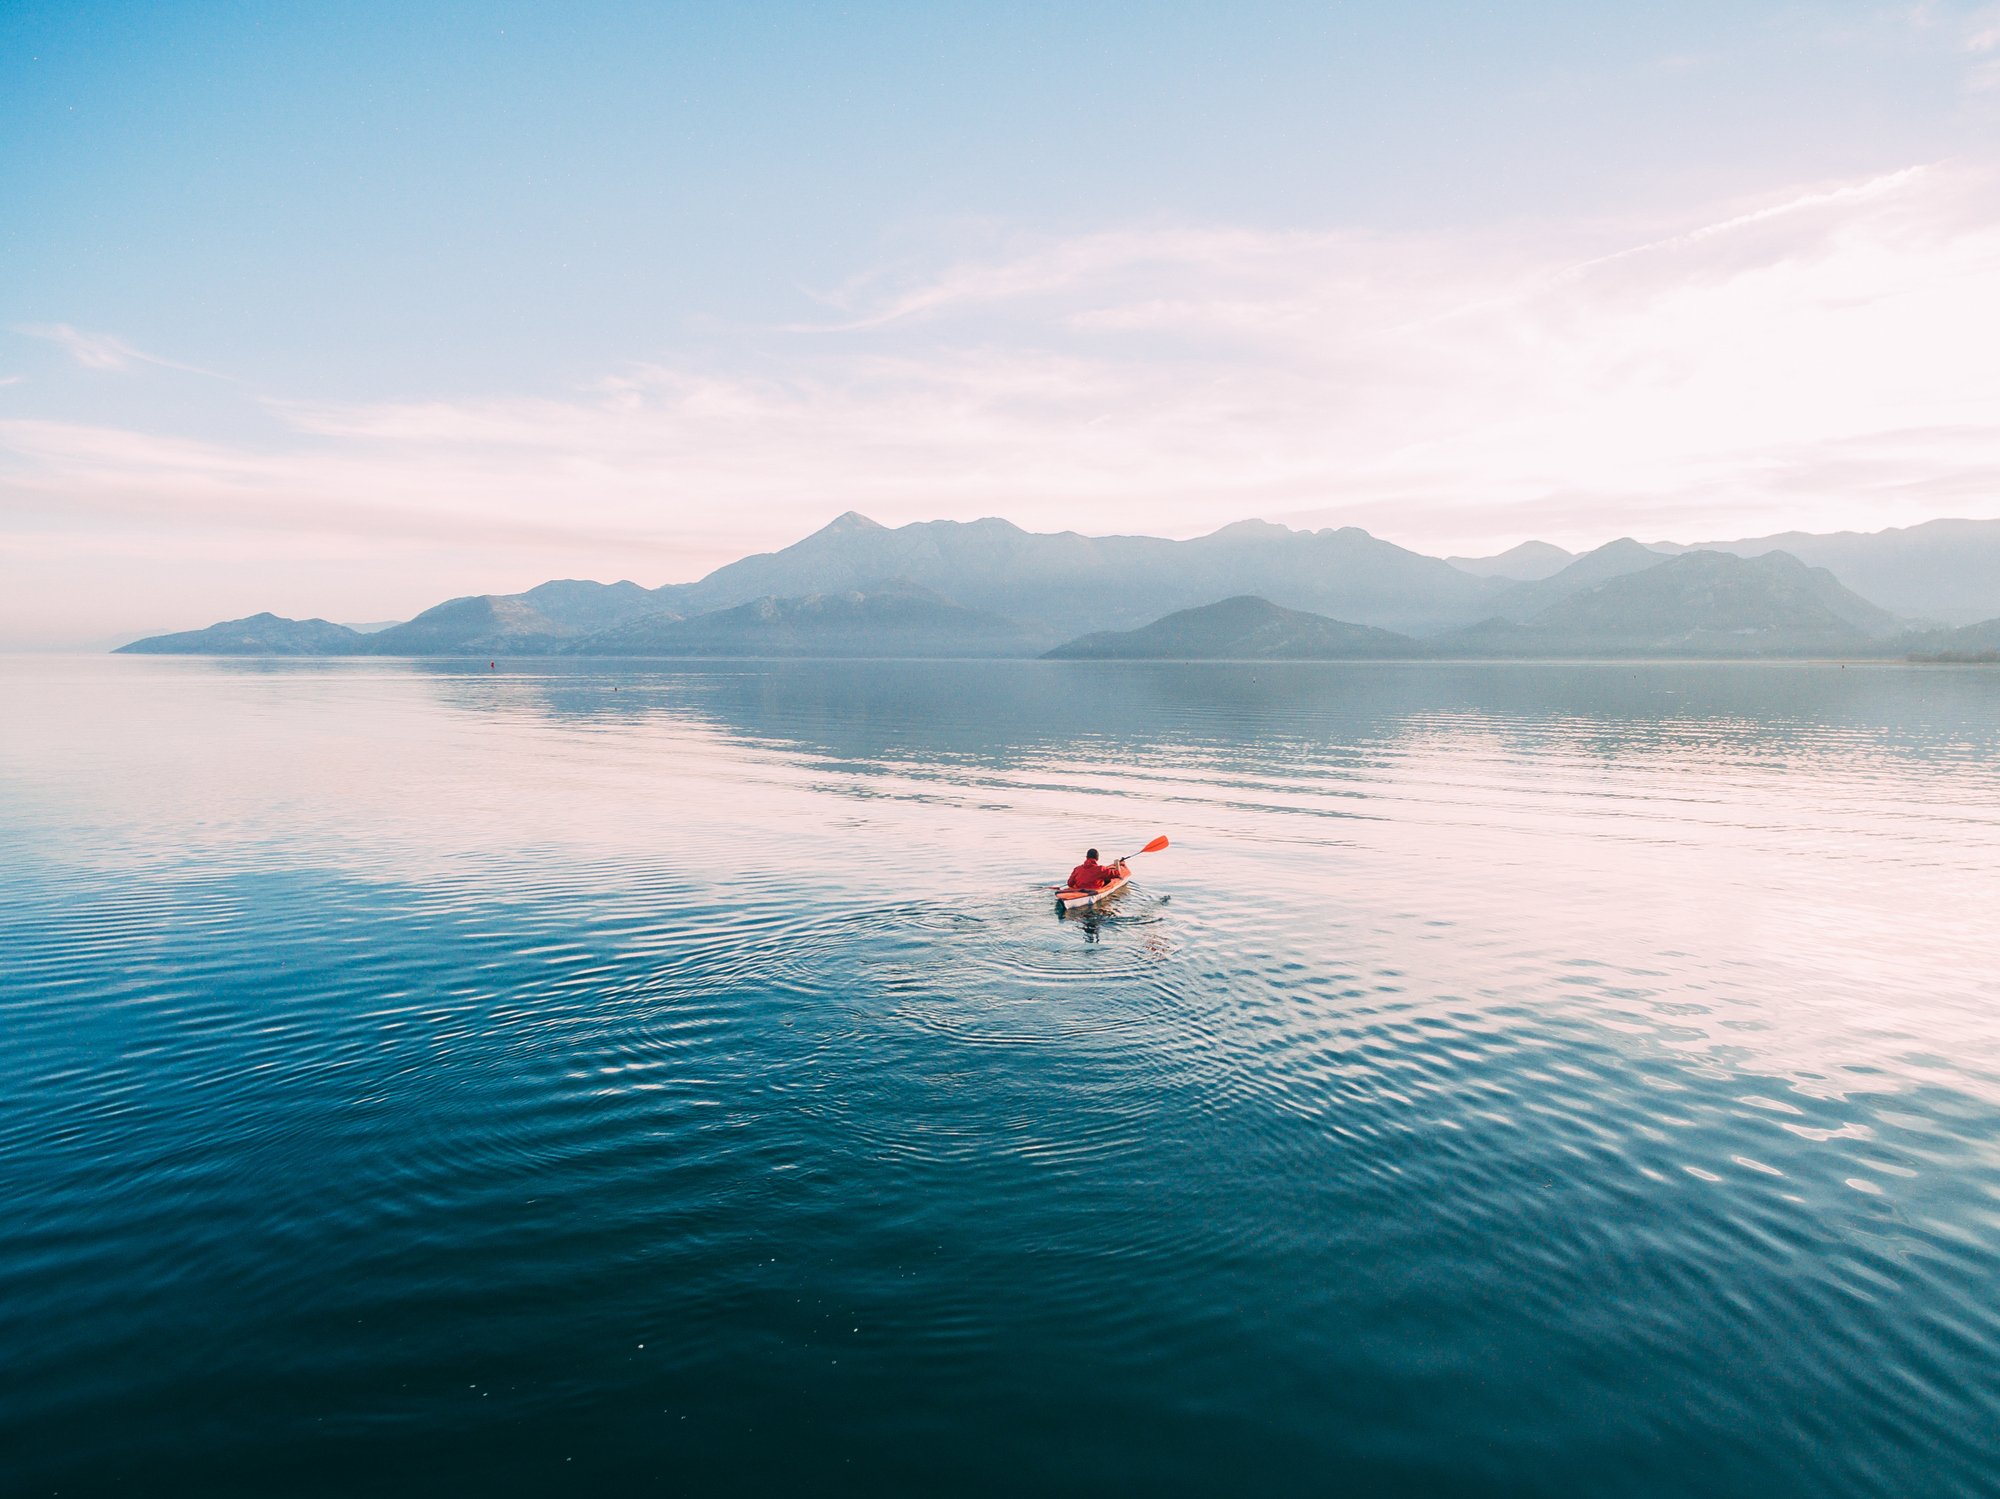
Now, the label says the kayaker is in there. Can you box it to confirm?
[1067,849,1119,892]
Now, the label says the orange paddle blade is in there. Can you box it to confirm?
[1137,835,1169,855]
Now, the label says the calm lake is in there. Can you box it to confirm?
[3,656,1998,1496]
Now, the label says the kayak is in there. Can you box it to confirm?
[1054,865,1131,914]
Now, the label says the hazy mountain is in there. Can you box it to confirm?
[655,512,1504,639]
[571,580,1037,657]
[123,510,2000,660]
[1902,615,2000,662]
[1045,595,1422,660]
[115,613,366,655]
[1672,519,2000,624]
[1446,540,1574,581]
[359,595,576,655]
[1439,550,1898,656]
[1483,538,1677,621]
[357,580,659,655]
[515,579,659,632]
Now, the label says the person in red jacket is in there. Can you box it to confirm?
[1066,848,1123,892]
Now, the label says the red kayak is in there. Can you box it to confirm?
[1051,837,1168,915]
[1054,863,1131,914]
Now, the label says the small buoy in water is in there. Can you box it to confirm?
[489,661,496,670]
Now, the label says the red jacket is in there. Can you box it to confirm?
[1068,859,1117,891]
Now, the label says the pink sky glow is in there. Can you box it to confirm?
[6,163,2000,645]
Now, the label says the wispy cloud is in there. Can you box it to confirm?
[11,323,224,378]
[1836,2,2000,88]
[5,162,2000,590]
[792,227,1351,331]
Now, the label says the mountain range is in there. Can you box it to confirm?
[1059,551,1904,661]
[118,511,2000,662]
[1429,549,1899,658]
[1650,519,2000,623]
[570,580,1036,658]
[647,511,1501,638]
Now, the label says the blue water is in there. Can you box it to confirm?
[3,656,1999,1496]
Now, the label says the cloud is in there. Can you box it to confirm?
[1853,2,2000,88]
[11,323,223,377]
[0,417,707,555]
[5,161,2000,583]
[794,226,1357,331]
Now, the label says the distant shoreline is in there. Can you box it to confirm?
[76,651,2000,667]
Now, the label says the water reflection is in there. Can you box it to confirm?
[397,655,2000,761]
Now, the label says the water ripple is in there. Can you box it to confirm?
[1,657,1998,1495]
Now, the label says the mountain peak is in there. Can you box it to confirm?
[1588,537,1662,559]
[1447,540,1574,582]
[821,510,887,535]
[1207,519,1295,541]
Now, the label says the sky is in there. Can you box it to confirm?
[5,1,2000,646]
